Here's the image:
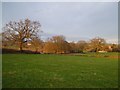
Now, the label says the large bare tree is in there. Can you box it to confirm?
[2,19,41,51]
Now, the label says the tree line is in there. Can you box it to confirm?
[2,19,120,53]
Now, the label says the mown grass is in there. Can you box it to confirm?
[2,54,118,88]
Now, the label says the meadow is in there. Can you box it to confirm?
[2,53,118,88]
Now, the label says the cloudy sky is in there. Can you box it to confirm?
[2,2,118,43]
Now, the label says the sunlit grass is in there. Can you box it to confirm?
[2,54,118,88]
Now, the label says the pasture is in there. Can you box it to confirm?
[2,53,118,88]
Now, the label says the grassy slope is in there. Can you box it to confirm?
[2,54,118,88]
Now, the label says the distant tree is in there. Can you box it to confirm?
[43,40,56,54]
[76,40,87,53]
[31,37,43,53]
[51,35,66,53]
[111,44,119,52]
[69,42,78,53]
[2,19,42,52]
[43,35,70,54]
[89,37,106,52]
[102,44,111,52]
[63,41,71,53]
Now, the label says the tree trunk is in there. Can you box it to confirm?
[35,48,38,53]
[20,42,23,52]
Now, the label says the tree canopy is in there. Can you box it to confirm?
[2,19,42,51]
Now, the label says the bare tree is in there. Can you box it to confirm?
[89,37,106,52]
[69,42,77,53]
[43,40,56,54]
[76,40,87,53]
[51,35,65,53]
[2,19,41,52]
[31,37,43,53]
[43,35,70,54]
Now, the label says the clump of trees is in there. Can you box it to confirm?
[87,37,106,52]
[43,37,119,53]
[2,19,120,53]
[43,35,70,54]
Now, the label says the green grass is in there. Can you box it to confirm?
[2,54,118,88]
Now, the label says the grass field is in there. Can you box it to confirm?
[2,53,118,88]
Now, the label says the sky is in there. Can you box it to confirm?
[2,2,118,43]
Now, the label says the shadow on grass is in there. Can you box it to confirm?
[1,48,40,54]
